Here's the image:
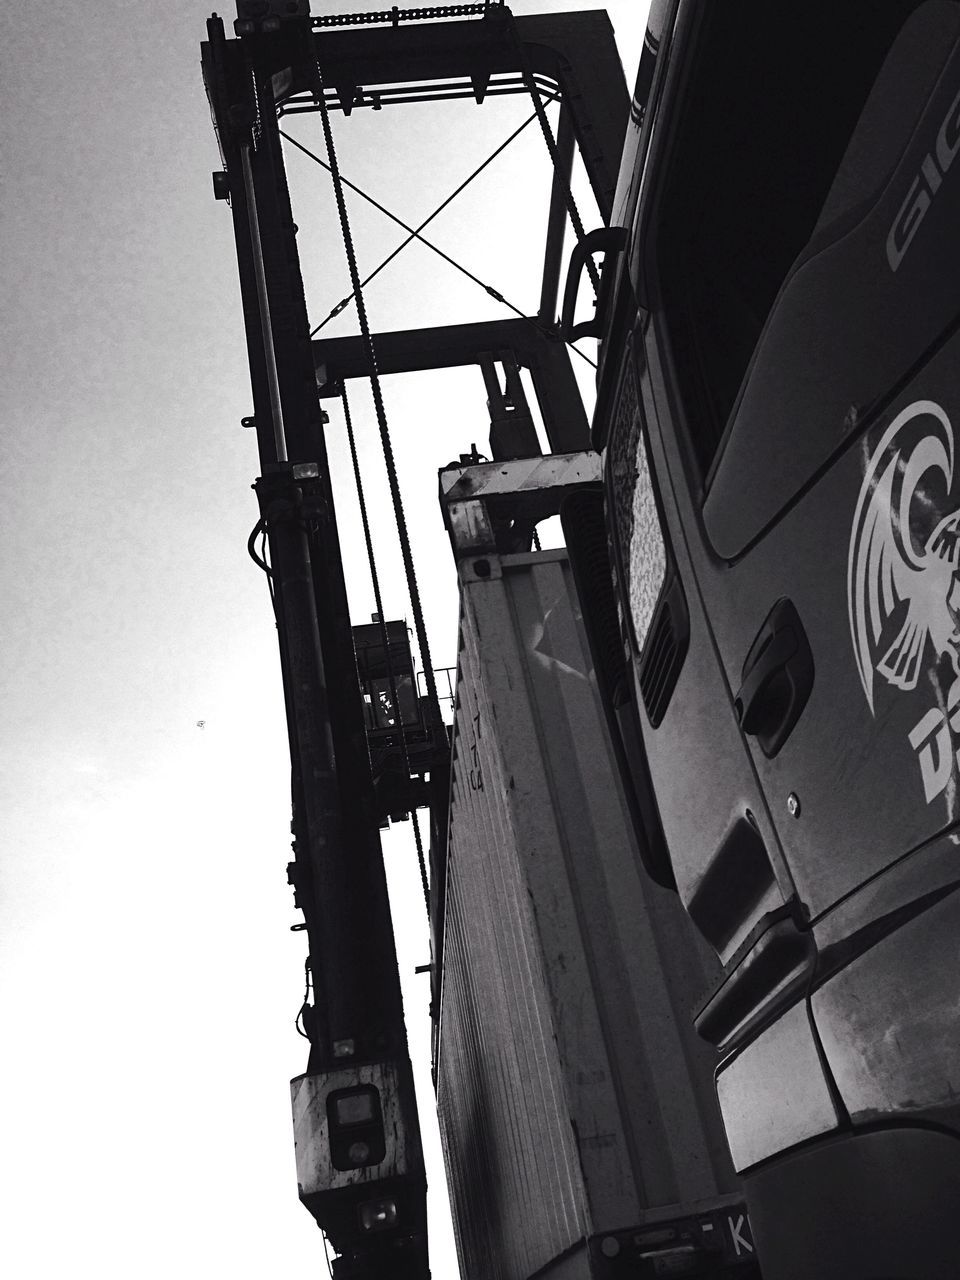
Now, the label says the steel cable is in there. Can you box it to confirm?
[280,121,596,368]
[286,106,551,336]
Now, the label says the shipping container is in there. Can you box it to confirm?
[436,548,758,1280]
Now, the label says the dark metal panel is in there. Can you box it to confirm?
[744,1128,960,1280]
[715,999,839,1173]
[812,879,960,1131]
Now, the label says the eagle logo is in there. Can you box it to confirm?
[848,399,960,718]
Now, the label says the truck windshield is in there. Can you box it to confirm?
[654,1,925,476]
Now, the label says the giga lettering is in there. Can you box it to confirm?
[887,83,960,271]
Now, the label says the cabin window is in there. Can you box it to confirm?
[653,1,926,478]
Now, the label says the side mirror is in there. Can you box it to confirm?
[560,226,629,342]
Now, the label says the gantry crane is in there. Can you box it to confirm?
[201,4,626,1274]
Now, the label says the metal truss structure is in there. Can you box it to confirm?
[201,5,627,1275]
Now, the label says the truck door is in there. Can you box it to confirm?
[643,0,960,923]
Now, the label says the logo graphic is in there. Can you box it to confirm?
[848,399,960,802]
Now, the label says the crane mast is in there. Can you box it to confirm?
[201,3,628,1275]
[204,10,427,1276]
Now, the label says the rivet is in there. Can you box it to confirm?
[787,792,801,817]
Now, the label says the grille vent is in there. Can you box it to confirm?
[639,580,686,728]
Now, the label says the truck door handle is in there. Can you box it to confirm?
[735,599,814,758]
[560,226,628,342]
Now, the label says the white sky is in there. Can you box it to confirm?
[1,2,647,1275]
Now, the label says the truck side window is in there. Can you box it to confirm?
[653,1,924,480]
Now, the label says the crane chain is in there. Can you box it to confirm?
[342,387,431,917]
[311,56,441,721]
[311,55,441,912]
[313,5,492,28]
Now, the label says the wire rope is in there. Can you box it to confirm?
[286,104,549,335]
[282,128,529,333]
[280,124,596,368]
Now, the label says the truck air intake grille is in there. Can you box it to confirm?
[638,581,686,728]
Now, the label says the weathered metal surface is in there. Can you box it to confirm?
[291,1063,412,1196]
[441,451,601,505]
[437,549,740,1280]
[716,1000,840,1173]
[440,451,601,559]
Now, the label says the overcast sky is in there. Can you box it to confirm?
[1,2,647,1275]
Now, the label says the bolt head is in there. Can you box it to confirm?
[787,792,801,817]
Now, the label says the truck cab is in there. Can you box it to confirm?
[569,3,960,1276]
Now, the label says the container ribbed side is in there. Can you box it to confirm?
[437,550,736,1280]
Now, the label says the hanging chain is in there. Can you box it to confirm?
[311,55,441,723]
[313,5,493,28]
[245,52,263,150]
[341,388,430,916]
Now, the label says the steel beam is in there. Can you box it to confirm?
[314,317,590,454]
[304,9,629,220]
[439,449,601,558]
[219,9,628,222]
